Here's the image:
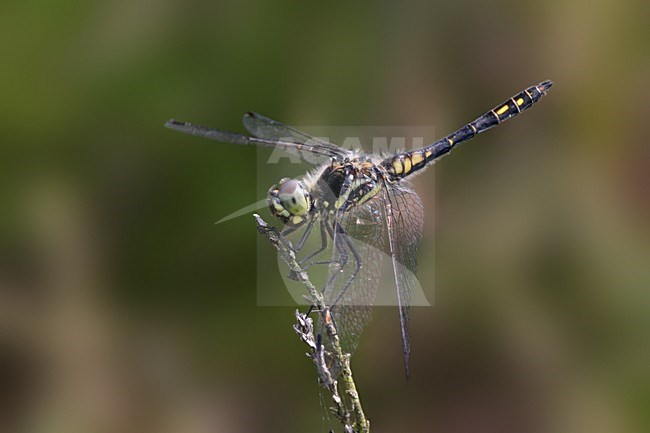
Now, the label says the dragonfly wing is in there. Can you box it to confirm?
[243,112,351,159]
[319,200,386,360]
[165,118,337,165]
[384,182,425,379]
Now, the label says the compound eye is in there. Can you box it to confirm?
[277,179,310,216]
[268,178,312,226]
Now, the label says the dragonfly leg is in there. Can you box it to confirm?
[320,222,353,299]
[328,221,363,309]
[279,222,310,252]
[281,217,340,271]
[289,217,317,252]
[302,259,337,271]
[299,219,330,267]
[332,222,350,271]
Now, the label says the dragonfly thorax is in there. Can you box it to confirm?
[315,158,384,214]
[268,178,313,226]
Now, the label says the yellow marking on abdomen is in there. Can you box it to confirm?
[392,159,403,174]
[496,104,509,115]
[403,157,412,173]
[516,97,524,106]
[425,150,432,158]
[410,152,424,166]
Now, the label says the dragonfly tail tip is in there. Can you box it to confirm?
[539,80,554,92]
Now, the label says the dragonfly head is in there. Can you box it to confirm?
[268,178,313,226]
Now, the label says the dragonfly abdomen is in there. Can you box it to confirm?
[382,150,431,180]
[382,80,553,182]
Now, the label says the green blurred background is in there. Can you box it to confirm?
[1,1,648,432]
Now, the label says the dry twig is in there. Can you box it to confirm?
[254,214,369,433]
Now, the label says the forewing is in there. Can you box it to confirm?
[165,118,337,165]
[243,112,351,164]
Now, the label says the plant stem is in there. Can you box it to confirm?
[254,214,369,433]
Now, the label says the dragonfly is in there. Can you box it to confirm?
[165,80,553,378]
